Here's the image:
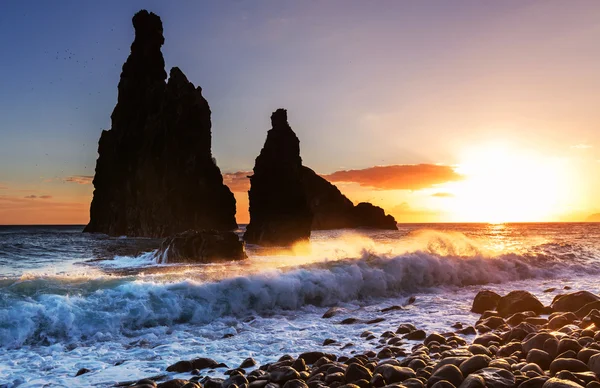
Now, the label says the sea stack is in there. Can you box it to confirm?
[244,109,313,246]
[84,10,237,237]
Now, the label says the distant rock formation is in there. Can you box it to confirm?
[302,166,397,230]
[156,230,247,264]
[243,109,313,246]
[244,109,397,245]
[84,10,237,237]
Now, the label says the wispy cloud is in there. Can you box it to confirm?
[431,192,454,198]
[571,144,592,149]
[24,194,52,199]
[64,175,94,185]
[322,164,463,190]
[223,171,252,192]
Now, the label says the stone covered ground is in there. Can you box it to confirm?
[109,289,600,388]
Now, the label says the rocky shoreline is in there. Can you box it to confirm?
[95,289,600,388]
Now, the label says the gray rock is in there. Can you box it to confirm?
[373,365,416,383]
[282,380,308,388]
[587,353,600,376]
[430,381,457,388]
[345,364,373,383]
[542,378,585,388]
[472,291,501,314]
[518,377,549,388]
[497,291,544,317]
[428,365,463,388]
[458,375,486,388]
[270,367,301,384]
[471,368,516,388]
[460,355,491,376]
[549,359,589,376]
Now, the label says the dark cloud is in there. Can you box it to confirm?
[223,171,252,192]
[64,175,94,184]
[24,195,37,199]
[431,192,454,198]
[322,164,463,190]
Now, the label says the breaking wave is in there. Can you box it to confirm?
[0,230,593,348]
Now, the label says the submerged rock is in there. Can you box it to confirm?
[157,230,246,263]
[85,10,237,237]
[244,109,313,246]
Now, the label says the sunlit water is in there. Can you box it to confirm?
[1,223,600,387]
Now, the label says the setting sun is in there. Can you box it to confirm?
[447,143,573,223]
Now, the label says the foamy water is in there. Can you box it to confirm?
[1,223,599,387]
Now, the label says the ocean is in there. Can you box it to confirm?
[1,223,599,387]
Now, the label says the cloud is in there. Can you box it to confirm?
[322,164,463,190]
[431,192,454,198]
[223,171,252,192]
[571,144,592,149]
[64,175,94,185]
[23,195,52,199]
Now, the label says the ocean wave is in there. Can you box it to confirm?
[0,241,588,348]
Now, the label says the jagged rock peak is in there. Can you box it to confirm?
[271,108,291,129]
[84,10,237,237]
[123,10,167,83]
[132,10,164,45]
[243,109,312,246]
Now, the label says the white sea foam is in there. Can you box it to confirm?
[2,226,600,386]
[0,239,586,349]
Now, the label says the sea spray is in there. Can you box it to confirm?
[0,242,588,348]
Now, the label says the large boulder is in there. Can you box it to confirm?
[470,368,515,388]
[84,10,237,237]
[497,291,544,317]
[301,167,397,230]
[551,292,600,313]
[472,290,501,314]
[157,230,247,263]
[244,109,313,246]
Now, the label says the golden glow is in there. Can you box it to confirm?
[446,142,573,223]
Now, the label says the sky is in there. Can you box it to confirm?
[1,1,600,224]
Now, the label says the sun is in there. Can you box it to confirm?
[445,142,571,223]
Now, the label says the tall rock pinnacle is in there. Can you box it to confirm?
[245,109,397,245]
[84,10,237,237]
[244,109,313,246]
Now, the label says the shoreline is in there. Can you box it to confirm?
[105,289,600,388]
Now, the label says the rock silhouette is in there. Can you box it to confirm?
[245,109,397,245]
[156,230,247,264]
[302,166,397,230]
[244,109,313,246]
[84,10,237,237]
